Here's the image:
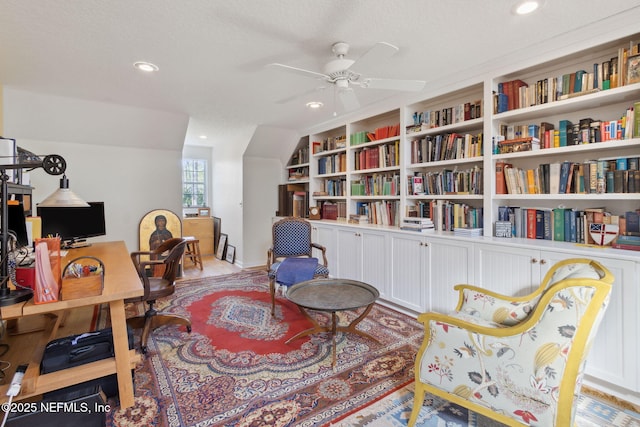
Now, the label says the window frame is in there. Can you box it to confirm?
[182,158,208,208]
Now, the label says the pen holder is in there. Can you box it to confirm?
[61,256,104,300]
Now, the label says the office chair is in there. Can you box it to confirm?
[126,237,190,353]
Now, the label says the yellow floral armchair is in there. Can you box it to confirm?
[409,258,614,426]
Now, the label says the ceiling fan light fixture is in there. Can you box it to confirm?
[513,0,541,15]
[133,61,159,72]
[306,101,324,109]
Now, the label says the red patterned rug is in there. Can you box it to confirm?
[102,270,423,426]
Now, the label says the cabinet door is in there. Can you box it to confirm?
[426,238,471,313]
[312,223,337,274]
[336,228,362,281]
[389,233,426,312]
[474,243,541,297]
[568,255,637,392]
[361,230,390,299]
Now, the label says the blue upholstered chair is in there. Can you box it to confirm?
[409,258,614,427]
[267,217,329,316]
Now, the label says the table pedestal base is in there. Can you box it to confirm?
[285,303,380,368]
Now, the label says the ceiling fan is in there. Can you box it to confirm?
[269,42,426,111]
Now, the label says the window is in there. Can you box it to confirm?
[182,158,207,207]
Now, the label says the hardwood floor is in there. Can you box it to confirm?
[180,254,246,279]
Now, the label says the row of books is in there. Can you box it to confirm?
[287,166,308,181]
[494,41,640,113]
[498,206,639,246]
[354,200,399,226]
[351,124,400,145]
[409,132,483,164]
[498,104,639,150]
[409,166,483,196]
[351,173,400,196]
[496,157,640,195]
[406,100,483,134]
[289,146,309,166]
[317,153,347,175]
[353,141,400,171]
[319,200,347,220]
[312,135,346,154]
[316,178,346,197]
[408,200,483,232]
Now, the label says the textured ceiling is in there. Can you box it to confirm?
[2,0,640,151]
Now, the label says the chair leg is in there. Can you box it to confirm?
[270,278,276,317]
[408,383,426,427]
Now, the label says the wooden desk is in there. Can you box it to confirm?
[0,241,143,408]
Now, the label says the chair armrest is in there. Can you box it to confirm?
[266,247,275,270]
[311,243,327,266]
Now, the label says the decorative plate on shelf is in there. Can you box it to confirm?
[589,223,619,246]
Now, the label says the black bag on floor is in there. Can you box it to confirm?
[40,326,134,400]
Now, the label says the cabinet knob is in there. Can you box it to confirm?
[540,259,546,265]
[532,258,538,263]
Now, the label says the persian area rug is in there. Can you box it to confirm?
[102,270,425,427]
[334,382,640,427]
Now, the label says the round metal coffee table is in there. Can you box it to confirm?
[285,278,380,368]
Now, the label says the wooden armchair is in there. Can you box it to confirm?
[409,258,614,426]
[125,237,190,353]
[267,217,329,316]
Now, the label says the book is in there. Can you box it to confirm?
[495,161,510,194]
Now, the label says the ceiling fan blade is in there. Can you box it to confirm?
[275,86,327,104]
[267,63,329,80]
[361,78,426,92]
[349,42,399,73]
[338,88,360,111]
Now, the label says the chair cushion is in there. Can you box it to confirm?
[548,263,601,286]
[268,261,329,281]
[458,288,541,326]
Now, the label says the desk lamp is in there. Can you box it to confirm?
[0,153,87,306]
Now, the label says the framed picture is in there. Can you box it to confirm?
[225,245,235,263]
[198,207,210,217]
[627,54,640,85]
[138,209,182,252]
[213,217,221,254]
[216,233,227,260]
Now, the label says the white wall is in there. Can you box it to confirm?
[20,139,182,252]
[211,138,248,267]
[242,155,282,267]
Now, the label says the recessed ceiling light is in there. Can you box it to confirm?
[133,61,159,72]
[306,101,324,109]
[513,0,540,15]
[199,135,208,139]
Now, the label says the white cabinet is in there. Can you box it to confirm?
[427,237,473,313]
[311,222,337,274]
[335,226,390,298]
[389,233,474,313]
[389,232,427,312]
[473,243,542,296]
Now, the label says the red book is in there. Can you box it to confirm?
[527,208,537,239]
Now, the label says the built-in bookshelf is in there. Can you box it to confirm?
[490,33,640,247]
[281,31,640,249]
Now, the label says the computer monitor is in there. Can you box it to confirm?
[7,203,29,248]
[38,202,106,248]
